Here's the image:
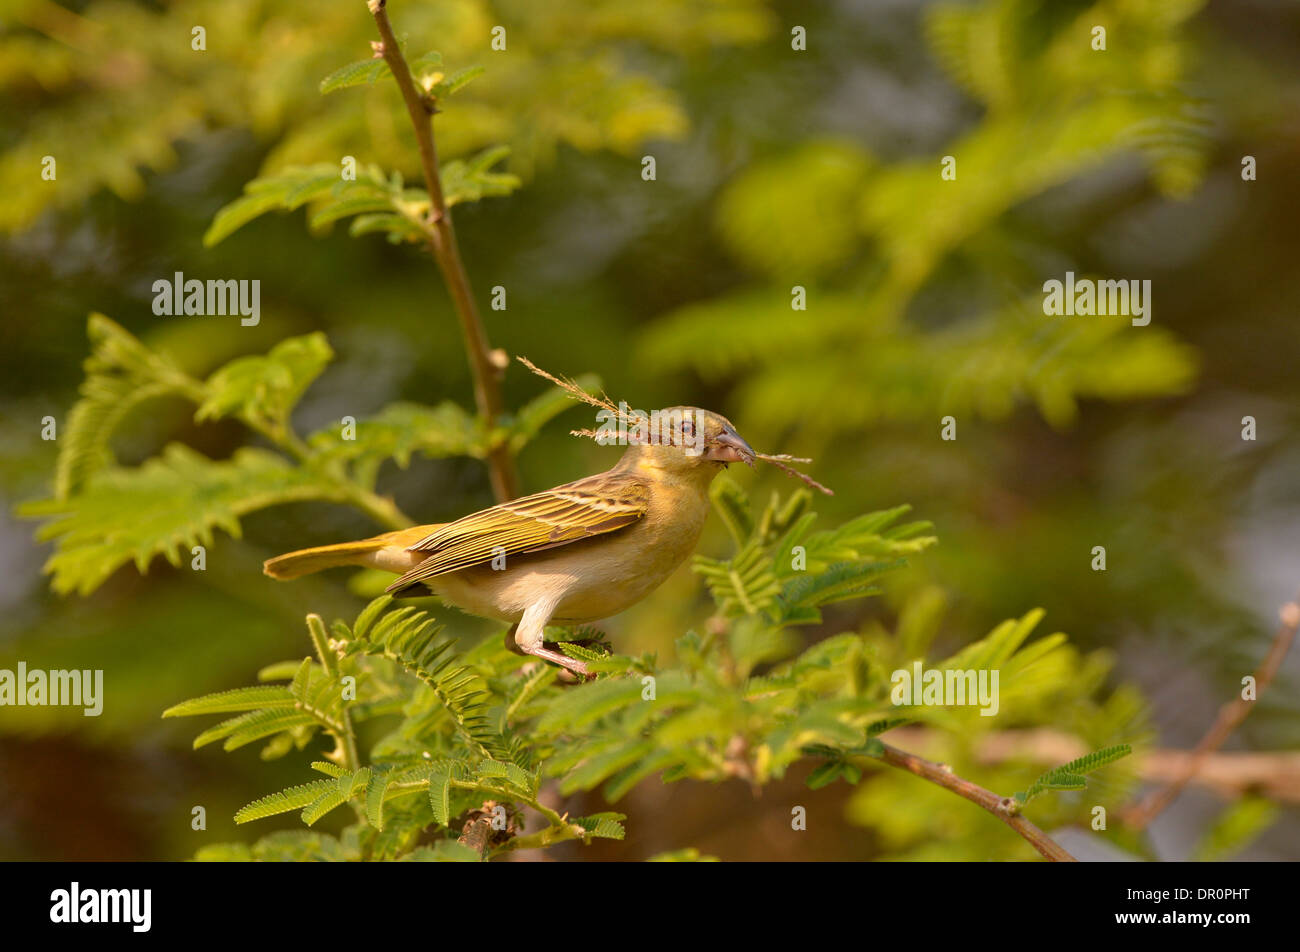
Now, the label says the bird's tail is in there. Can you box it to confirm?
[263,526,432,580]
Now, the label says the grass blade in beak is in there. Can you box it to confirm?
[755,453,834,495]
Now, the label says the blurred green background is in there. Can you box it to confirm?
[1,0,1298,860]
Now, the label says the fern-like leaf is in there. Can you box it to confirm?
[235,780,337,824]
[340,598,509,760]
[319,57,391,94]
[1016,744,1133,804]
[24,445,339,595]
[163,686,296,718]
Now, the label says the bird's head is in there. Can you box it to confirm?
[518,355,831,495]
[614,406,755,482]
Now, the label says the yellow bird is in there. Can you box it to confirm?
[263,408,755,677]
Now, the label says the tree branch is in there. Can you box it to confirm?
[1123,595,1300,830]
[891,726,1300,804]
[859,742,1078,862]
[305,614,360,773]
[366,0,517,502]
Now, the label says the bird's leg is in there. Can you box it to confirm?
[503,623,526,656]
[512,600,590,679]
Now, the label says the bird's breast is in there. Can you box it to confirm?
[431,481,711,625]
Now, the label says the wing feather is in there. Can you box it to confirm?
[385,472,648,594]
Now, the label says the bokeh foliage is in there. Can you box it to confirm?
[3,0,1298,860]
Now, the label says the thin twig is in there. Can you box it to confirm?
[367,0,517,502]
[516,355,627,418]
[307,614,360,772]
[1123,596,1300,830]
[859,741,1078,862]
[753,453,834,495]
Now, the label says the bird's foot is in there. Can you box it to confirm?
[525,644,593,682]
[542,635,608,683]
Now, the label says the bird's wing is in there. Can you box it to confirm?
[385,471,648,594]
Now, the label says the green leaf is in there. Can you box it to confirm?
[433,65,484,98]
[601,750,678,802]
[555,641,611,665]
[709,473,754,545]
[310,196,399,228]
[281,172,347,210]
[694,544,781,618]
[1046,744,1132,778]
[308,401,481,472]
[302,769,370,825]
[289,658,314,703]
[1018,744,1133,804]
[320,57,391,94]
[351,595,391,642]
[940,609,1046,673]
[860,737,886,757]
[772,512,818,575]
[203,192,294,247]
[163,686,295,718]
[349,212,421,242]
[559,741,654,795]
[575,812,626,840]
[340,603,508,760]
[235,780,336,824]
[427,763,454,827]
[203,165,392,246]
[23,444,338,596]
[410,51,444,74]
[365,771,392,830]
[206,710,319,751]
[259,733,297,761]
[805,761,845,790]
[779,560,901,620]
[440,145,521,207]
[196,333,333,428]
[469,758,535,796]
[536,678,646,733]
[54,315,199,499]
[1192,797,1279,862]
[1039,773,1086,791]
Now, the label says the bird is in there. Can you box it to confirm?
[263,407,755,678]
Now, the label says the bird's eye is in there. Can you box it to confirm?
[680,419,695,439]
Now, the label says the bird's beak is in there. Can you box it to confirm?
[706,428,756,466]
